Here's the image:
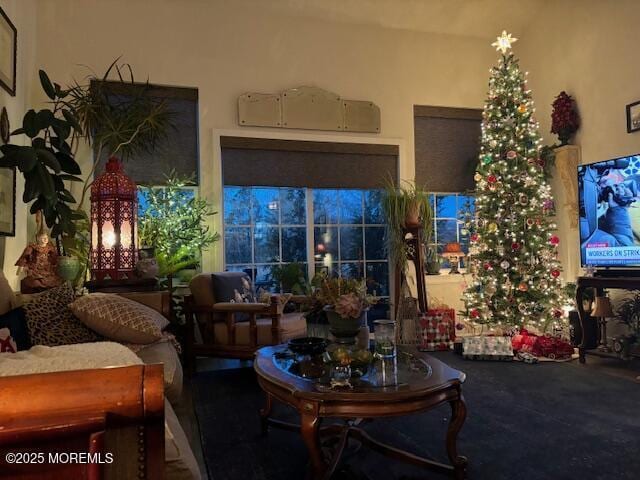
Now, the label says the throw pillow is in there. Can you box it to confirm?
[0,307,31,351]
[23,284,102,347]
[212,272,257,321]
[211,272,257,303]
[70,293,169,344]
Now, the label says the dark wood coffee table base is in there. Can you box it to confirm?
[258,383,468,480]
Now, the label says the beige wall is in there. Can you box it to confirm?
[4,0,640,286]
[519,0,640,282]
[32,0,497,271]
[521,0,640,163]
[0,0,38,289]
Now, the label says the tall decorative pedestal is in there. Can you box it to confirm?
[551,145,581,281]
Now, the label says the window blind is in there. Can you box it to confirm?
[414,106,481,192]
[221,136,398,189]
[94,81,200,185]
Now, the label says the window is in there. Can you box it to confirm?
[223,186,389,298]
[224,186,307,291]
[313,189,388,297]
[430,193,475,262]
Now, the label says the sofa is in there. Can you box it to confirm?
[0,270,201,480]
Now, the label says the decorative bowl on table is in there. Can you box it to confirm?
[288,337,328,357]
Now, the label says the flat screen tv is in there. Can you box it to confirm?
[578,153,640,267]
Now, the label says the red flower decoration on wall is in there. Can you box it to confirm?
[551,91,580,145]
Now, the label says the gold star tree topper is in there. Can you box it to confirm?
[492,31,517,53]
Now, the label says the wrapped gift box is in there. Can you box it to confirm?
[512,329,574,360]
[462,335,513,361]
[418,309,455,351]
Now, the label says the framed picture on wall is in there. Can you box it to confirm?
[626,100,640,133]
[0,166,15,236]
[0,7,16,96]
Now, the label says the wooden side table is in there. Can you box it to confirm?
[85,277,159,293]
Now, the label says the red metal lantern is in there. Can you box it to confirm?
[90,157,138,280]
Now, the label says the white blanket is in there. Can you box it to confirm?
[0,341,142,377]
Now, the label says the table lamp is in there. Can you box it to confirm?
[442,242,465,274]
[591,295,614,352]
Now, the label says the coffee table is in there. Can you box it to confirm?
[254,345,468,479]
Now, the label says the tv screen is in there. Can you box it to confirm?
[578,154,640,267]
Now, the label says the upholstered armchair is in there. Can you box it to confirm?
[183,272,307,371]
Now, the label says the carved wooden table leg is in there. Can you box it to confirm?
[259,393,273,435]
[446,393,468,480]
[300,402,325,480]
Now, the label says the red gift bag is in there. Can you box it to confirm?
[419,309,455,351]
[512,329,574,360]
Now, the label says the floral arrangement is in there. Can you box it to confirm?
[315,276,376,319]
[550,91,580,145]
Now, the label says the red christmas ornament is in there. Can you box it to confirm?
[551,269,561,278]
[553,309,563,318]
[470,233,479,242]
[511,242,521,251]
[506,150,517,160]
[483,262,492,271]
[470,309,480,319]
[487,174,497,184]
[550,235,560,246]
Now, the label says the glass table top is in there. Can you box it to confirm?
[273,346,433,392]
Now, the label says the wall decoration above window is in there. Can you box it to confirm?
[238,86,380,133]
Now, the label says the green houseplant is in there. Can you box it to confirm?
[138,171,220,278]
[425,244,442,275]
[269,262,306,294]
[313,276,376,343]
[381,179,433,272]
[0,70,84,251]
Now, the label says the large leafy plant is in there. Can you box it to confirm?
[381,178,433,272]
[138,171,219,276]
[0,70,83,245]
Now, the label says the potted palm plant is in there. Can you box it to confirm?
[381,179,433,272]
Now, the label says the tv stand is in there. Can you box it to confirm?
[575,275,640,363]
[594,269,640,278]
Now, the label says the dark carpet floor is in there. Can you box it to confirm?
[191,352,640,480]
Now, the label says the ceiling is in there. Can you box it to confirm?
[241,0,552,40]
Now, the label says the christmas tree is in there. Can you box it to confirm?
[462,32,565,331]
